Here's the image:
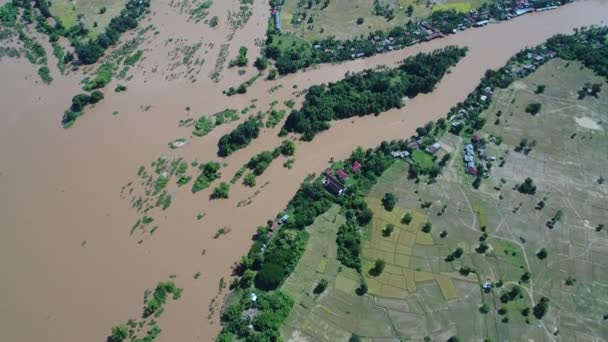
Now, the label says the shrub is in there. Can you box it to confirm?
[280,140,296,156]
[211,182,230,199]
[37,66,52,84]
[383,224,394,237]
[533,297,549,319]
[110,324,128,342]
[313,279,328,294]
[89,90,104,104]
[518,177,536,194]
[381,192,397,211]
[369,259,385,276]
[421,222,432,233]
[243,173,256,187]
[536,248,547,260]
[525,102,542,115]
[402,213,413,224]
[535,84,545,94]
[114,84,127,92]
[254,57,268,70]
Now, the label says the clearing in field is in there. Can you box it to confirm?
[49,0,128,38]
[280,205,395,341]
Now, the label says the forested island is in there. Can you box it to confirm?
[282,46,467,140]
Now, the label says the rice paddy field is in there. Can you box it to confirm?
[280,58,608,341]
[49,0,128,38]
[279,0,494,42]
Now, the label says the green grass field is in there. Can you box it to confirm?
[410,149,435,171]
[49,0,128,39]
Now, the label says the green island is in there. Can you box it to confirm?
[282,46,467,140]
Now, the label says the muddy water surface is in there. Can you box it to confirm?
[0,0,607,341]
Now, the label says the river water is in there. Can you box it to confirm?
[0,0,606,341]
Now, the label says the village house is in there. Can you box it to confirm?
[391,150,410,158]
[271,8,282,32]
[323,174,346,196]
[336,169,349,180]
[426,142,442,154]
[352,161,361,172]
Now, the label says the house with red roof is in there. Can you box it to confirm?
[336,169,349,180]
[352,161,361,172]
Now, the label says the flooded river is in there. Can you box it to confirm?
[0,0,607,341]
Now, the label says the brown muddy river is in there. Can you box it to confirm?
[0,0,607,341]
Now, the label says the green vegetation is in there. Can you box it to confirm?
[191,162,221,193]
[265,109,286,128]
[525,102,542,115]
[114,84,127,92]
[211,182,230,199]
[282,47,466,140]
[368,259,386,277]
[108,280,182,342]
[313,278,329,294]
[37,66,52,84]
[243,173,256,187]
[208,15,219,27]
[381,192,396,211]
[191,0,213,22]
[124,50,143,66]
[217,116,262,156]
[225,72,262,96]
[62,91,105,127]
[254,56,268,71]
[229,46,248,68]
[193,109,239,137]
[83,63,115,90]
[240,141,296,186]
[517,177,537,195]
[214,227,232,239]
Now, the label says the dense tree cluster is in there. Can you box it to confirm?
[546,27,608,78]
[75,0,150,64]
[282,47,467,140]
[381,193,397,211]
[217,117,262,156]
[219,290,293,341]
[191,161,221,193]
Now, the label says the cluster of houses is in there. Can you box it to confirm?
[388,140,443,160]
[463,135,496,177]
[299,0,563,61]
[516,50,557,77]
[322,161,361,196]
